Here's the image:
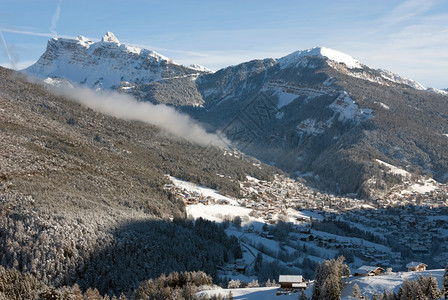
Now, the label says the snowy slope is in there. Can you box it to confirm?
[427,87,448,96]
[342,269,445,299]
[376,159,439,194]
[169,176,238,205]
[278,47,363,69]
[198,286,297,300]
[199,269,444,299]
[378,69,425,90]
[24,32,203,90]
[276,47,435,92]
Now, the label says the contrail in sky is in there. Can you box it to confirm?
[0,31,14,65]
[50,0,62,36]
[0,28,83,40]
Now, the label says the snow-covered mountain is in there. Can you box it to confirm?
[24,32,206,105]
[190,45,448,196]
[427,87,448,96]
[25,33,442,103]
[278,46,363,69]
[377,68,426,90]
[23,35,448,196]
[25,32,203,89]
[275,47,447,94]
[275,47,439,93]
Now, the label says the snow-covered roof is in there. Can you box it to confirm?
[279,275,303,283]
[406,262,427,268]
[355,266,384,273]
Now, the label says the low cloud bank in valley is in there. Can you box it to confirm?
[52,85,228,147]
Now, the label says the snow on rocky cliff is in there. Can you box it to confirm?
[24,32,205,90]
[278,46,363,69]
[276,47,443,94]
[378,68,426,90]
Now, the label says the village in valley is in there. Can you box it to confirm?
[163,162,448,295]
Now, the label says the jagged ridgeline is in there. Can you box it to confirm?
[0,67,278,295]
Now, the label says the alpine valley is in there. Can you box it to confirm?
[25,32,448,197]
[1,32,447,299]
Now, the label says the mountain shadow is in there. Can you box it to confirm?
[73,218,242,296]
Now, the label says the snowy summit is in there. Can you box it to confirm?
[24,32,206,90]
[101,31,120,43]
[278,46,363,69]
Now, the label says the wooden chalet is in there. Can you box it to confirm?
[278,275,307,291]
[406,262,428,272]
[353,266,385,276]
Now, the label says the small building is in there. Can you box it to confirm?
[353,266,385,276]
[278,275,307,291]
[234,259,247,273]
[406,262,428,272]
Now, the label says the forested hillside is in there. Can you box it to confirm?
[0,67,278,296]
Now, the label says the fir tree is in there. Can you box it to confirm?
[427,275,441,300]
[443,263,448,299]
[372,290,380,300]
[352,283,361,299]
[312,257,347,300]
[311,262,323,300]
[299,289,308,300]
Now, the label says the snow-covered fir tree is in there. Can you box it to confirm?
[352,283,361,299]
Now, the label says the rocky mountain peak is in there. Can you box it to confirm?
[101,31,120,43]
[24,33,207,106]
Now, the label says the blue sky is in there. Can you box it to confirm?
[1,0,447,88]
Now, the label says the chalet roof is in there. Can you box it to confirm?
[292,282,307,288]
[406,262,427,268]
[355,266,384,273]
[279,275,303,283]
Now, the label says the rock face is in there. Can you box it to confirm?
[24,36,448,196]
[24,33,206,106]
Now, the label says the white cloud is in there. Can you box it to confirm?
[1,60,35,70]
[50,86,229,147]
[376,0,437,28]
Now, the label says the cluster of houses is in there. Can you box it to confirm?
[338,205,448,267]
[374,184,448,208]
[239,175,377,218]
[164,173,447,277]
[352,262,427,277]
[240,174,448,215]
[163,183,230,206]
[237,175,448,268]
[165,172,448,216]
[275,262,428,294]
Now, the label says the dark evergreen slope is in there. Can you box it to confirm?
[0,67,277,295]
